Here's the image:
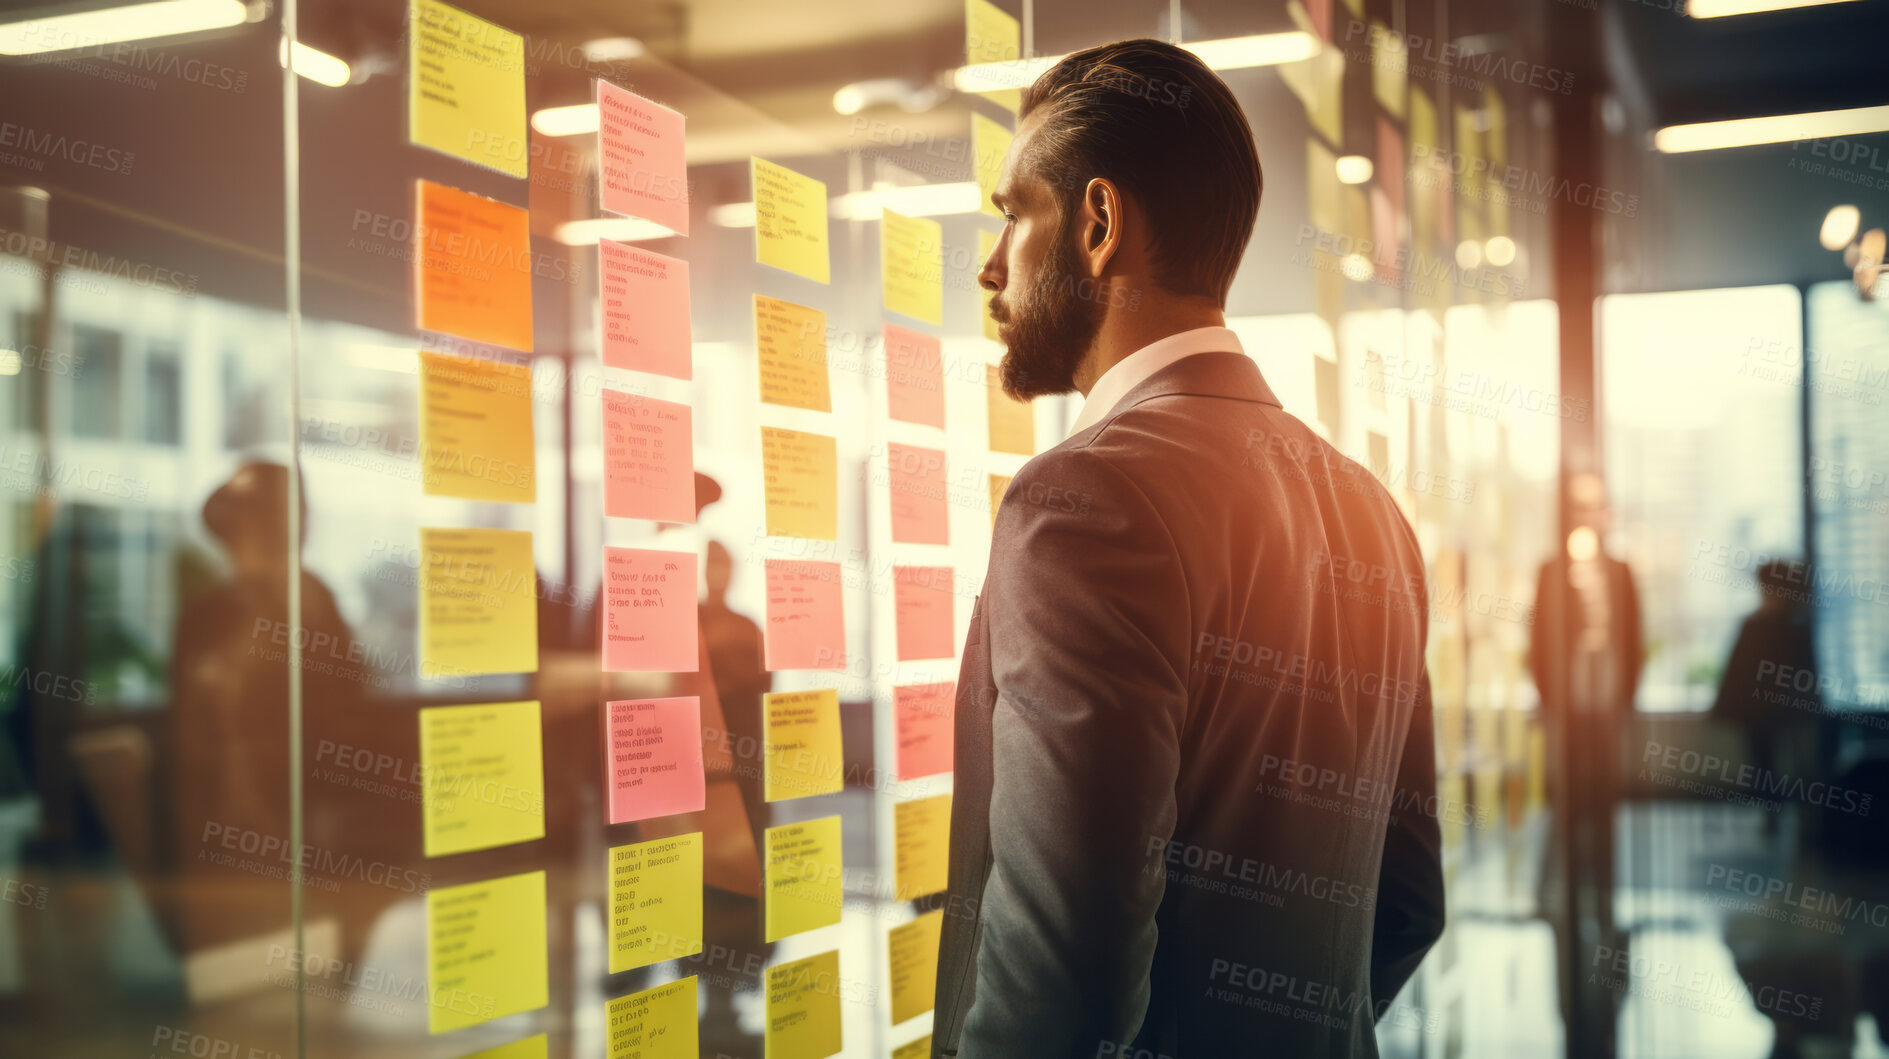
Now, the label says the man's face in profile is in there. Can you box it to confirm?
[981,114,1107,401]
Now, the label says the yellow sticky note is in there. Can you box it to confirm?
[978,229,1001,342]
[420,700,545,857]
[427,870,548,1034]
[1369,20,1407,121]
[893,1037,932,1059]
[606,977,697,1059]
[419,352,536,502]
[965,0,1023,113]
[761,427,838,541]
[764,815,843,941]
[766,951,843,1059]
[753,157,830,284]
[882,210,943,325]
[988,472,1011,530]
[457,1035,546,1059]
[764,688,843,802]
[755,295,831,412]
[609,833,703,973]
[420,527,539,678]
[986,364,1034,455]
[889,910,943,1024]
[972,113,1013,219]
[894,794,950,900]
[407,0,526,177]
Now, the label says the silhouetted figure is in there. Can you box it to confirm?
[1711,559,1817,785]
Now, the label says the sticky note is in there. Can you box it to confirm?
[752,157,830,284]
[420,527,538,678]
[893,1037,932,1059]
[972,113,1013,219]
[609,833,703,973]
[964,0,1023,112]
[764,816,843,940]
[895,682,954,780]
[887,443,949,546]
[764,561,845,671]
[894,794,951,900]
[607,697,706,824]
[419,352,535,502]
[762,427,838,541]
[416,180,534,352]
[987,472,1011,529]
[597,81,690,236]
[603,390,694,523]
[764,689,843,802]
[600,241,691,380]
[408,0,526,177]
[603,547,699,672]
[766,951,843,1059]
[881,210,943,325]
[986,364,1034,454]
[884,324,944,428]
[606,977,697,1059]
[894,566,955,662]
[755,295,830,412]
[457,1035,546,1059]
[889,911,944,1024]
[420,700,545,857]
[426,870,547,1034]
[978,229,1002,343]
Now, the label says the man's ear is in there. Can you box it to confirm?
[1078,176,1124,278]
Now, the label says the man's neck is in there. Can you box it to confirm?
[1073,300,1229,397]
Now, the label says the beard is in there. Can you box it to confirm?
[990,232,1105,401]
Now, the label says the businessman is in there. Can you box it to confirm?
[934,39,1445,1058]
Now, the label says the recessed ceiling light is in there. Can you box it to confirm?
[1688,0,1862,18]
[1334,156,1374,184]
[1654,104,1889,153]
[1820,205,1861,250]
[0,0,246,55]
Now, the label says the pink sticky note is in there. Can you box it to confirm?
[597,81,689,235]
[603,390,694,523]
[884,324,944,428]
[600,240,691,380]
[764,560,845,671]
[888,442,949,546]
[896,682,955,780]
[894,566,955,661]
[604,547,699,672]
[606,696,706,824]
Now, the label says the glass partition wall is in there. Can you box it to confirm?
[1,0,1568,1055]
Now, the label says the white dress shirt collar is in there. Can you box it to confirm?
[1066,325,1244,437]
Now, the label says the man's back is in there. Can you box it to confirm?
[935,350,1445,1058]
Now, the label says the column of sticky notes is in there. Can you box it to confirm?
[591,79,706,1059]
[749,156,849,1059]
[405,0,549,1047]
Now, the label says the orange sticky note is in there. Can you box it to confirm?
[416,179,534,352]
[599,240,691,380]
[764,560,845,671]
[764,690,844,803]
[894,566,955,662]
[888,443,949,546]
[418,351,536,502]
[603,390,694,523]
[597,81,689,235]
[755,295,830,412]
[603,547,699,672]
[606,697,706,824]
[762,427,838,541]
[987,472,1012,530]
[895,682,954,780]
[986,364,1034,454]
[894,794,951,900]
[884,324,944,428]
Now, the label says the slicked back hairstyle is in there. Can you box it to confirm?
[1018,38,1262,305]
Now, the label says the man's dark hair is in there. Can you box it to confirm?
[1019,38,1262,306]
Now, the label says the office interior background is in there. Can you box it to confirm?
[1,0,1887,1055]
